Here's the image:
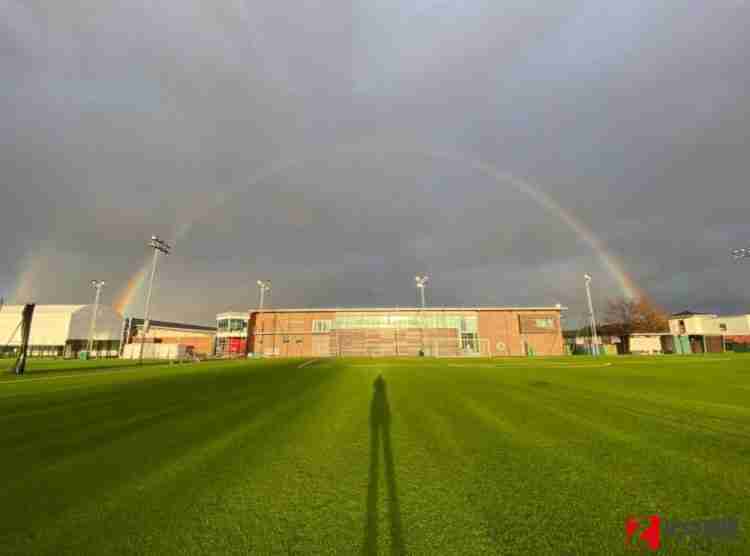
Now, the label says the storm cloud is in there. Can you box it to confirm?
[2,1,749,325]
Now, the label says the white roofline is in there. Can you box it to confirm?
[216,312,250,319]
[246,306,566,314]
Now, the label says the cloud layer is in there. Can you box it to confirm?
[3,1,749,325]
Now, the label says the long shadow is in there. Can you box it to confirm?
[364,375,406,555]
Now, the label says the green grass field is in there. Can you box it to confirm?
[1,355,748,555]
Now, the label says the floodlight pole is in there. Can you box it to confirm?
[584,274,600,356]
[415,275,429,355]
[138,236,171,365]
[87,280,105,355]
[257,280,271,312]
[415,275,428,308]
[256,280,271,357]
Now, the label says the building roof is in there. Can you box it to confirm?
[248,306,565,314]
[671,310,714,317]
[128,317,215,332]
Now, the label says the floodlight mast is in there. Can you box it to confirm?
[254,280,271,357]
[415,275,429,308]
[732,247,750,261]
[415,275,429,355]
[87,280,106,354]
[138,236,171,365]
[584,274,600,356]
[257,280,271,312]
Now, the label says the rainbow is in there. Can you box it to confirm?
[113,260,150,315]
[85,144,647,314]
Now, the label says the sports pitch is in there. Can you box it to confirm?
[1,355,748,555]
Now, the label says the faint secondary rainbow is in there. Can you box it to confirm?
[111,144,644,314]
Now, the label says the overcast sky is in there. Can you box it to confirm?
[2,1,749,325]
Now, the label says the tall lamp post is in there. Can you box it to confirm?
[139,236,171,364]
[584,273,600,356]
[87,280,105,356]
[256,280,271,356]
[257,280,271,311]
[415,275,429,308]
[415,275,429,355]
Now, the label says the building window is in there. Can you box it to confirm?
[331,313,477,332]
[679,320,686,334]
[461,333,478,352]
[312,320,332,333]
[535,318,554,329]
[719,323,727,332]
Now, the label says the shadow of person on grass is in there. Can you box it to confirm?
[364,374,406,556]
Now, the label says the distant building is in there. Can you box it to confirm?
[215,312,249,356]
[0,304,122,358]
[669,311,750,353]
[122,317,216,357]
[669,311,750,336]
[248,306,565,357]
[628,333,673,355]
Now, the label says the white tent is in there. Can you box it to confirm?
[0,304,123,357]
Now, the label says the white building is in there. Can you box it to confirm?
[628,333,672,355]
[669,311,750,336]
[0,304,123,357]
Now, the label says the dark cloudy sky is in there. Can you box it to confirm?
[2,1,749,325]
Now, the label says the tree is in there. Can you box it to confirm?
[605,297,669,349]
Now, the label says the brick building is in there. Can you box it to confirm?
[248,307,565,357]
[122,317,216,357]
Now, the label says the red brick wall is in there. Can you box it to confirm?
[726,335,750,343]
[136,336,214,355]
[479,310,563,356]
[250,311,332,356]
[248,309,564,357]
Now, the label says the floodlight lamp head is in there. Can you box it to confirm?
[584,273,592,282]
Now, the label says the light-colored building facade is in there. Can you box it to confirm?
[628,333,672,355]
[668,311,750,353]
[248,306,565,357]
[0,304,123,357]
[669,311,750,336]
[215,312,249,356]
